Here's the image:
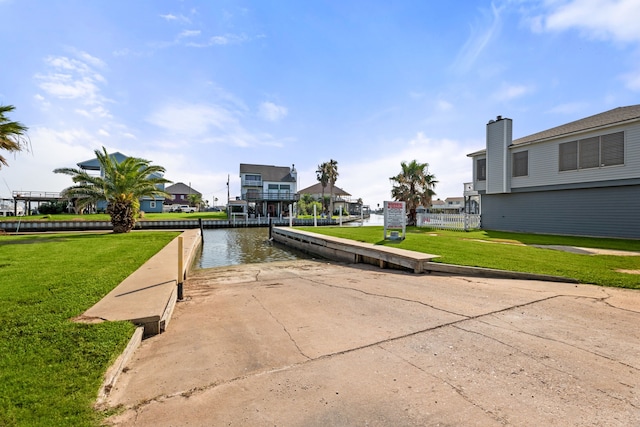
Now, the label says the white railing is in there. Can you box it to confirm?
[416,213,481,231]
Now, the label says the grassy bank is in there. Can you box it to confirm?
[0,231,179,426]
[299,226,640,289]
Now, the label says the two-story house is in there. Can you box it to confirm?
[239,163,298,217]
[296,182,352,214]
[164,182,202,207]
[76,152,166,213]
[467,105,640,238]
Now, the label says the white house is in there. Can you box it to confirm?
[467,105,640,238]
[239,163,298,217]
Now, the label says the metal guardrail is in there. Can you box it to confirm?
[12,191,64,199]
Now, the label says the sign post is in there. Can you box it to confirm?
[383,201,406,240]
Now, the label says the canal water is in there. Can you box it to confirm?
[197,214,385,268]
[197,228,311,269]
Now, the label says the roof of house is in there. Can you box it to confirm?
[468,105,640,157]
[445,197,464,203]
[165,182,201,196]
[77,152,128,170]
[297,183,351,196]
[513,104,640,145]
[239,163,296,182]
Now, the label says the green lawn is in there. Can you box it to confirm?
[299,226,640,289]
[0,231,179,427]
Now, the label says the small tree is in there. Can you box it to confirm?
[0,105,29,168]
[316,163,329,214]
[389,160,437,225]
[187,193,203,210]
[326,159,339,216]
[54,147,172,233]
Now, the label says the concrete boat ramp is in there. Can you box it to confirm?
[92,227,640,426]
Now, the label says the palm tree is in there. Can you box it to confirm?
[0,105,29,168]
[316,163,329,215]
[389,160,437,225]
[187,193,203,210]
[326,159,339,215]
[54,147,172,233]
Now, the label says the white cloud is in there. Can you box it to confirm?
[160,13,191,24]
[492,83,534,101]
[258,101,288,122]
[147,103,238,136]
[179,30,201,38]
[147,101,290,148]
[436,99,454,112]
[546,101,589,115]
[0,127,101,197]
[187,33,250,47]
[451,2,504,73]
[535,0,640,43]
[621,68,640,91]
[315,132,472,209]
[35,53,109,109]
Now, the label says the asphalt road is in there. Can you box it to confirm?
[104,259,640,426]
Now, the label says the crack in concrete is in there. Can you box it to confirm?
[377,345,511,426]
[118,293,564,414]
[300,274,469,319]
[451,323,582,381]
[111,275,638,419]
[471,298,640,373]
[251,294,311,361]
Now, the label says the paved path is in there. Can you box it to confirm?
[105,259,640,426]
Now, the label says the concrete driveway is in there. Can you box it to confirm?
[105,259,640,426]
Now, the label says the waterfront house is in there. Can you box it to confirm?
[297,182,353,214]
[466,105,640,238]
[239,163,298,217]
[76,152,166,213]
[164,182,202,209]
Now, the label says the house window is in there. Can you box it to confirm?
[150,201,156,209]
[512,151,528,177]
[476,158,486,181]
[559,131,624,171]
[579,136,600,169]
[559,141,578,171]
[601,131,624,166]
[245,174,261,184]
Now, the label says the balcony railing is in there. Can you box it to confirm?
[241,178,263,187]
[242,191,299,202]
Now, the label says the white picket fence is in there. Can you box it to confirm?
[416,213,481,231]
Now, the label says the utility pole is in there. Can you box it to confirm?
[227,174,230,202]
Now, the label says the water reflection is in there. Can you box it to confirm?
[197,227,310,269]
[346,213,384,226]
[198,215,385,268]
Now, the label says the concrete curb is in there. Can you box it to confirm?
[80,229,202,336]
[273,227,579,284]
[424,262,579,283]
[95,326,144,410]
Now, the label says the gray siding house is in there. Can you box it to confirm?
[239,163,298,217]
[467,105,640,238]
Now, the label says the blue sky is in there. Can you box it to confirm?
[1,0,639,208]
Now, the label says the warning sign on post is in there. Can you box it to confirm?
[383,201,406,240]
